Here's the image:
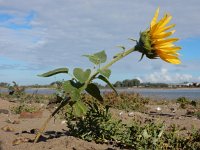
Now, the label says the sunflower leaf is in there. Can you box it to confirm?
[38,68,69,77]
[85,83,103,102]
[73,68,91,83]
[98,69,111,78]
[97,75,118,95]
[83,50,107,65]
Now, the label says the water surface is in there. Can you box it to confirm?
[1,88,200,100]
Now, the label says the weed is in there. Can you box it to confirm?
[11,103,39,114]
[67,102,200,149]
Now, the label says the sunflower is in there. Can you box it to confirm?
[136,8,181,64]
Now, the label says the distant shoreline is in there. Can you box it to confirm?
[0,87,200,90]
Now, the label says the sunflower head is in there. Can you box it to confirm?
[136,8,181,64]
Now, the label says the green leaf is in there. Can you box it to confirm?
[38,68,69,77]
[83,55,99,65]
[85,83,103,102]
[142,129,150,139]
[73,68,91,83]
[73,101,88,117]
[98,69,111,78]
[63,80,80,101]
[83,50,107,65]
[97,75,118,95]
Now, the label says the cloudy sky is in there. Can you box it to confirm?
[0,0,200,85]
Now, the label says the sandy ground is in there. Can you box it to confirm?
[0,98,200,150]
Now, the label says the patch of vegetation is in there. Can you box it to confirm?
[195,111,200,119]
[8,81,25,98]
[67,102,200,149]
[11,103,40,114]
[102,92,149,112]
[176,97,197,109]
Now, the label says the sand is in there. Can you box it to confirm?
[0,98,200,150]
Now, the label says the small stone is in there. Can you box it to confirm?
[12,120,20,124]
[61,120,67,125]
[128,112,134,117]
[30,129,39,134]
[0,109,9,114]
[22,130,29,133]
[156,107,161,111]
[119,111,123,116]
[12,139,22,146]
[1,125,14,132]
[7,119,20,124]
[12,137,31,146]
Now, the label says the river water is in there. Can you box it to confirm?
[0,88,200,100]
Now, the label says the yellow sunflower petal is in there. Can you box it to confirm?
[157,50,179,56]
[158,46,181,52]
[159,14,172,28]
[152,38,179,46]
[160,56,181,64]
[154,43,175,49]
[157,51,179,59]
[150,8,160,29]
[152,30,175,39]
[159,24,175,32]
[158,52,181,64]
[151,14,169,33]
[153,24,175,35]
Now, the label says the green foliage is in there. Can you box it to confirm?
[67,103,200,149]
[11,103,39,114]
[73,68,91,83]
[73,101,88,117]
[85,83,103,102]
[67,103,126,143]
[140,82,169,88]
[114,79,141,87]
[98,69,111,78]
[38,67,69,77]
[8,81,25,98]
[83,50,107,65]
[176,97,197,109]
[103,92,149,112]
[162,125,200,149]
[195,111,200,119]
[62,80,81,101]
[0,82,9,87]
[97,75,118,95]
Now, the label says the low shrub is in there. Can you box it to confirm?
[11,103,39,114]
[66,102,200,149]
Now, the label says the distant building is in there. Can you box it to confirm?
[168,82,200,88]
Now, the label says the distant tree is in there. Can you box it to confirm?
[114,81,122,87]
[114,79,140,87]
[0,82,9,87]
[130,79,140,87]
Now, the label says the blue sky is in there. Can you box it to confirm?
[0,0,200,85]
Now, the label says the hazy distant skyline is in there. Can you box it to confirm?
[0,0,200,85]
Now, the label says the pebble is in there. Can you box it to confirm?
[61,120,67,125]
[128,112,134,117]
[1,125,15,132]
[118,111,123,116]
[0,109,9,114]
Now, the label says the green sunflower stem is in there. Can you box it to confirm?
[34,99,69,143]
[102,47,136,70]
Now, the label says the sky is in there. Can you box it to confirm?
[0,0,200,85]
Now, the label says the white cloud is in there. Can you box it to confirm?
[143,68,195,83]
[0,0,199,67]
